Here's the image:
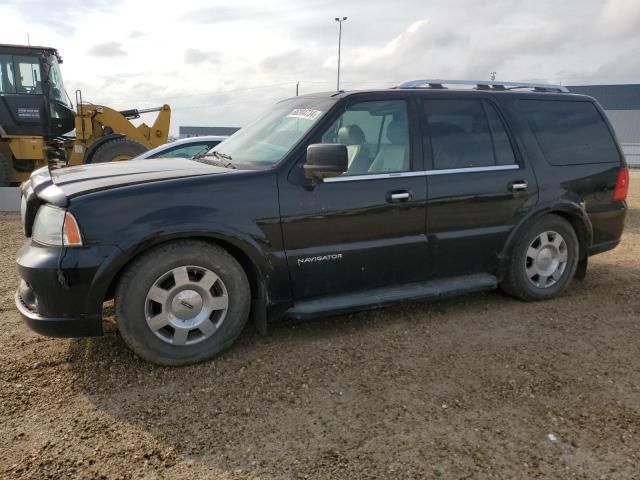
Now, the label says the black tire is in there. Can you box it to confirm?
[500,214,579,301]
[115,240,251,366]
[89,138,148,163]
[0,148,13,186]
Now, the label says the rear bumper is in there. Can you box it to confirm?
[588,203,626,256]
[588,239,620,256]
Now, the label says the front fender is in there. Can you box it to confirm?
[86,223,286,307]
[85,221,291,317]
[71,171,289,310]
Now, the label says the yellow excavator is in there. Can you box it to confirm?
[0,44,171,185]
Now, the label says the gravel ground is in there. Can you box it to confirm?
[0,174,639,480]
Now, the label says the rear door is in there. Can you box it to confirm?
[420,95,538,277]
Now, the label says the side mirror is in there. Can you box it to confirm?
[303,144,348,181]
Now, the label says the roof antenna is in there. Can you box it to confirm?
[27,33,31,46]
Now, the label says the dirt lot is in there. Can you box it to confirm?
[1,175,639,480]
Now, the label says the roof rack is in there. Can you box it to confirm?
[396,79,569,93]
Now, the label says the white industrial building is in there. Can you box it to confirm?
[569,85,640,167]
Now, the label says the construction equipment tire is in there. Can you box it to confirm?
[89,138,148,163]
[0,149,13,186]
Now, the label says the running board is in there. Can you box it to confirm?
[287,273,497,320]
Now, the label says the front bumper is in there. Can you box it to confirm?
[15,287,101,337]
[15,240,121,338]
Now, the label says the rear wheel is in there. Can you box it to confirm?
[115,240,251,366]
[89,138,148,163]
[501,215,579,301]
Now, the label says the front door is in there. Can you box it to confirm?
[0,53,47,137]
[279,97,429,300]
[420,96,539,277]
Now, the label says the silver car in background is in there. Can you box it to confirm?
[134,135,228,160]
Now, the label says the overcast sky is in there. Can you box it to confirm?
[1,0,639,134]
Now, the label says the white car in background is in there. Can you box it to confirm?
[134,136,228,160]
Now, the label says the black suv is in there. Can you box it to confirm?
[16,80,628,365]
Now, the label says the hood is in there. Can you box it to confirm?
[50,157,231,198]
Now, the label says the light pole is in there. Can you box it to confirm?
[335,17,347,91]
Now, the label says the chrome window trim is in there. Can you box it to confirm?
[324,164,519,183]
[423,164,519,176]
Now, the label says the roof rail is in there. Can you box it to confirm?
[397,79,569,93]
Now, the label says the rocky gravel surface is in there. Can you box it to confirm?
[0,174,639,479]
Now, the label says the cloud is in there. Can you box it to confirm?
[87,42,127,58]
[260,49,322,75]
[3,0,114,35]
[579,48,640,84]
[600,0,640,36]
[184,48,220,65]
[7,0,639,134]
[183,5,270,24]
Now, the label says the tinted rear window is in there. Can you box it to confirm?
[425,99,517,169]
[520,100,620,166]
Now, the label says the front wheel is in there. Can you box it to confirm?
[115,240,251,365]
[501,215,579,301]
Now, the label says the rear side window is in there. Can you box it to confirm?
[520,100,620,165]
[425,99,516,170]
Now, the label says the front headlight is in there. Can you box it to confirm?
[32,205,83,247]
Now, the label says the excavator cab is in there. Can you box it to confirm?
[0,44,74,140]
[0,44,75,183]
[0,43,170,185]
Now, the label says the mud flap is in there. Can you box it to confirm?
[250,283,268,336]
[575,256,588,281]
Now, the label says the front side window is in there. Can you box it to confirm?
[211,97,334,167]
[425,99,516,170]
[0,55,43,95]
[13,56,42,94]
[319,100,410,175]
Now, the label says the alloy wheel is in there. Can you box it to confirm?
[144,265,228,345]
[524,230,568,289]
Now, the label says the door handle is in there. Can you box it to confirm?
[510,181,528,192]
[387,190,412,202]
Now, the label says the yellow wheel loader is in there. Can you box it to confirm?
[0,44,171,186]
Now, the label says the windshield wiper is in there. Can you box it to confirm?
[193,150,236,169]
[194,150,232,160]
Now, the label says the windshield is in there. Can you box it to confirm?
[209,97,335,167]
[48,56,69,106]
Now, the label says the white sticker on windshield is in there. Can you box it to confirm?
[287,109,322,121]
